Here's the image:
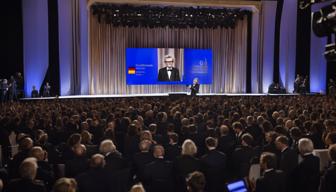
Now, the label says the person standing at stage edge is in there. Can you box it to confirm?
[190,78,200,96]
[158,55,181,82]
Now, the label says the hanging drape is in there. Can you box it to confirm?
[89,11,248,95]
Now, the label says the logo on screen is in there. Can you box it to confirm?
[128,67,136,74]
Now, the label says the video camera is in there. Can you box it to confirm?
[302,0,336,61]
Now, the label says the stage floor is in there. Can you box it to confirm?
[21,92,306,100]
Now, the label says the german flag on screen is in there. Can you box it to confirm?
[128,67,136,74]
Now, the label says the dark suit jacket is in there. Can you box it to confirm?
[174,155,202,192]
[293,154,320,192]
[174,155,202,177]
[65,156,88,178]
[217,134,236,155]
[256,169,286,192]
[105,151,127,172]
[36,161,55,190]
[201,150,227,192]
[158,67,180,81]
[279,147,298,176]
[143,158,174,192]
[132,152,154,182]
[231,145,256,178]
[165,144,181,161]
[76,168,109,192]
[319,162,336,192]
[4,178,46,192]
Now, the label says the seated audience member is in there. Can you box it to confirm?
[8,137,34,179]
[65,144,88,178]
[217,125,235,155]
[53,178,77,192]
[186,171,206,192]
[255,152,286,192]
[143,145,174,192]
[29,146,55,190]
[231,133,256,179]
[5,157,46,192]
[76,154,108,192]
[99,139,126,172]
[201,137,227,192]
[293,138,320,192]
[319,144,336,192]
[130,183,145,192]
[132,140,154,182]
[165,132,181,161]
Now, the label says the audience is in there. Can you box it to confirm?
[0,96,336,191]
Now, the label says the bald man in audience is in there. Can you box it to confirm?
[5,157,46,192]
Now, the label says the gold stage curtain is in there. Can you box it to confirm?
[89,13,248,95]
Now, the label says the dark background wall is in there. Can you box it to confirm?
[0,0,23,79]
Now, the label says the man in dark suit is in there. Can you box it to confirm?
[8,137,33,179]
[65,144,88,178]
[231,133,256,179]
[143,145,174,192]
[132,140,154,182]
[275,135,298,192]
[76,154,109,192]
[232,121,246,145]
[29,146,55,190]
[255,152,286,192]
[99,139,126,172]
[158,55,181,81]
[201,137,227,192]
[293,138,320,192]
[5,157,46,192]
[319,144,336,192]
[165,133,181,161]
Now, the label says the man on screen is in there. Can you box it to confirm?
[158,55,181,81]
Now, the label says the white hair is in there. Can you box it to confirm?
[99,139,116,155]
[298,138,314,155]
[182,139,197,156]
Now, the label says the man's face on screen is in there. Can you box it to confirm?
[164,58,174,68]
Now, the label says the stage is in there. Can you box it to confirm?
[19,93,314,101]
